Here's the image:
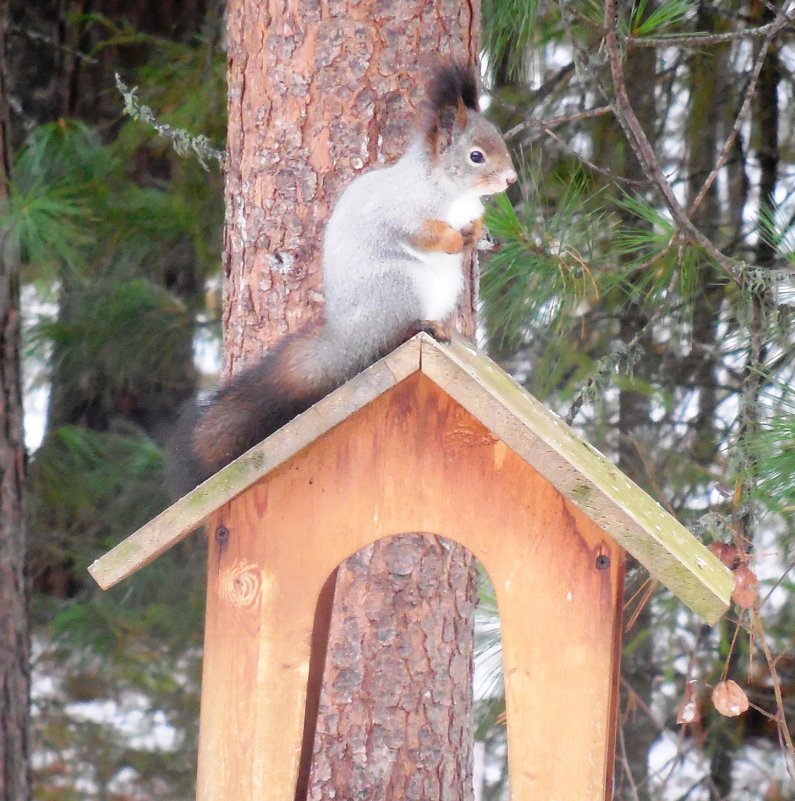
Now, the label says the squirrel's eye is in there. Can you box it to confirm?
[469,149,485,164]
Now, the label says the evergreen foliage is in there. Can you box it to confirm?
[3,6,225,797]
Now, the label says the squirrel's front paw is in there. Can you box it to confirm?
[411,220,465,254]
[460,218,484,250]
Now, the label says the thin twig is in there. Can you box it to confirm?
[688,5,794,220]
[10,24,99,64]
[625,579,657,632]
[502,101,647,186]
[114,73,225,169]
[626,18,793,48]
[620,677,665,732]
[751,610,795,776]
[628,433,677,515]
[530,117,650,186]
[720,616,744,682]
[760,555,795,606]
[504,104,613,140]
[617,721,642,801]
[528,62,576,105]
[558,0,613,103]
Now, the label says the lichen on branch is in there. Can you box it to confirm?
[115,73,225,169]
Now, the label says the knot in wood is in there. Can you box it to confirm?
[220,559,263,608]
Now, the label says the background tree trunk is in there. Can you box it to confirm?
[223,2,481,798]
[0,2,31,797]
[0,258,29,801]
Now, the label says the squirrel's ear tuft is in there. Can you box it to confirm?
[423,62,479,155]
[426,62,479,114]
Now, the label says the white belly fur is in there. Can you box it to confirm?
[403,249,465,320]
[401,192,484,320]
[445,192,485,230]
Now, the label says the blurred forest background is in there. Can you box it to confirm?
[1,0,794,799]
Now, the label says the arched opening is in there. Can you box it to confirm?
[296,533,509,801]
[474,567,509,801]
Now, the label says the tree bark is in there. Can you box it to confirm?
[753,0,780,269]
[223,2,480,799]
[0,2,31,797]
[0,269,29,801]
[307,536,477,801]
[223,0,480,365]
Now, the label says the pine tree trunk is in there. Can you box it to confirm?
[0,1,31,795]
[306,536,477,801]
[223,2,481,798]
[0,284,30,800]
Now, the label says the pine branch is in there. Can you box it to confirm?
[564,251,681,426]
[732,270,771,547]
[114,73,225,169]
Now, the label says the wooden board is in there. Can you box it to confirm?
[195,374,624,801]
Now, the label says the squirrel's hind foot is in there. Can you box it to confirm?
[404,319,451,343]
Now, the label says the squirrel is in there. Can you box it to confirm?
[166,63,517,497]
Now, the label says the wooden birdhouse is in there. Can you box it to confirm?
[89,333,732,801]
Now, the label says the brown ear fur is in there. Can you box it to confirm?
[455,97,468,130]
[425,118,441,156]
[422,62,478,155]
[425,106,461,155]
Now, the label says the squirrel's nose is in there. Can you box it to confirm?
[505,170,517,186]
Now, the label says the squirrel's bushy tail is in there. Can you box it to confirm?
[165,322,385,498]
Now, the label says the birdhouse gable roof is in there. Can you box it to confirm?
[88,333,732,623]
